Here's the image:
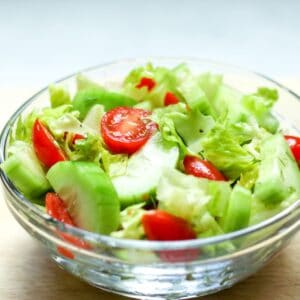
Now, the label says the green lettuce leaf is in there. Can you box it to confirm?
[49,84,71,108]
[64,133,102,163]
[47,112,91,140]
[157,168,232,235]
[201,120,259,180]
[197,72,223,102]
[101,149,128,178]
[241,87,279,133]
[122,63,184,107]
[153,103,215,154]
[110,203,145,239]
[9,105,75,144]
[177,78,212,114]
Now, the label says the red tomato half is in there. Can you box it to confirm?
[183,155,226,181]
[164,92,179,106]
[142,210,196,241]
[46,192,74,225]
[142,210,198,262]
[45,193,90,258]
[101,107,157,154]
[136,77,156,91]
[285,135,300,164]
[32,119,67,168]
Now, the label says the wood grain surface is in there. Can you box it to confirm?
[1,81,300,300]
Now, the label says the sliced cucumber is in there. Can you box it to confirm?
[112,133,179,208]
[223,185,252,233]
[254,134,300,205]
[47,161,120,234]
[72,87,137,119]
[1,143,50,199]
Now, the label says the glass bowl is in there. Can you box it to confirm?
[1,58,300,300]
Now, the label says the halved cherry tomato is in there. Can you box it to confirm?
[164,92,179,106]
[142,210,198,262]
[183,155,226,181]
[72,133,85,144]
[45,193,90,259]
[136,77,156,91]
[285,135,300,165]
[142,210,196,241]
[32,119,67,168]
[101,107,157,154]
[46,192,74,225]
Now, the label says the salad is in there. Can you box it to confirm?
[2,63,300,247]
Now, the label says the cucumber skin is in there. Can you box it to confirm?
[1,150,50,200]
[254,134,300,205]
[72,87,137,119]
[223,185,252,233]
[112,133,179,209]
[47,161,120,235]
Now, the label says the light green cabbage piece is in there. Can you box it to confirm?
[242,87,279,133]
[101,149,128,178]
[64,133,102,163]
[201,120,259,180]
[122,63,187,107]
[157,168,231,235]
[49,84,71,108]
[9,105,74,144]
[47,112,91,139]
[153,103,215,155]
[110,203,145,239]
[82,104,105,133]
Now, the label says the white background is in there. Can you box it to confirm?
[1,0,300,88]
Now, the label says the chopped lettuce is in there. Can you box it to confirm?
[177,78,212,115]
[10,111,38,145]
[101,149,128,178]
[157,168,210,223]
[9,105,75,144]
[157,168,232,235]
[238,164,259,190]
[153,103,215,154]
[76,73,103,91]
[64,133,102,163]
[122,63,184,107]
[201,120,258,180]
[47,112,91,139]
[173,110,215,153]
[242,87,279,133]
[110,203,145,239]
[49,84,71,108]
[82,104,105,133]
[197,72,223,102]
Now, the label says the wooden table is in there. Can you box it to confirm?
[1,81,300,300]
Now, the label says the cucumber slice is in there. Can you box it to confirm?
[112,133,179,208]
[254,134,300,205]
[47,161,120,234]
[223,185,252,233]
[72,87,137,119]
[1,144,50,199]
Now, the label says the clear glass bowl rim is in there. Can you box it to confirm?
[1,57,300,251]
